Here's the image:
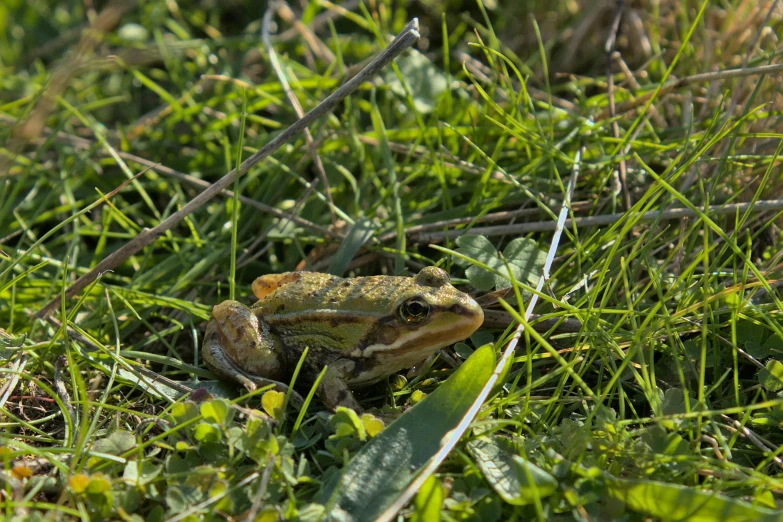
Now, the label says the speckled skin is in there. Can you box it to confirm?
[203,267,483,411]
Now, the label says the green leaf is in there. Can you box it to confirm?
[454,234,545,290]
[605,476,783,522]
[193,422,221,443]
[360,414,384,438]
[123,461,162,485]
[165,486,191,513]
[123,461,139,483]
[200,398,233,425]
[758,360,783,392]
[384,50,449,114]
[86,474,111,494]
[639,426,688,456]
[328,218,376,276]
[466,264,498,292]
[330,407,366,441]
[762,334,783,356]
[454,235,496,264]
[455,235,499,291]
[69,473,90,494]
[661,388,695,416]
[411,475,443,522]
[736,319,766,345]
[453,342,474,360]
[468,437,557,505]
[170,401,199,424]
[261,390,286,420]
[92,431,136,456]
[499,237,546,288]
[683,340,715,368]
[745,340,765,359]
[297,504,327,522]
[470,330,495,348]
[137,461,162,484]
[319,344,495,521]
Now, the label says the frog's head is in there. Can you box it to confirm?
[360,266,484,366]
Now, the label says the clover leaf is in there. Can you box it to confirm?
[454,235,545,291]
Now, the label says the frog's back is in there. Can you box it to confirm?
[251,271,411,315]
[249,272,407,359]
[251,272,331,300]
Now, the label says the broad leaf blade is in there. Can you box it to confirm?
[605,477,783,522]
[468,437,557,506]
[319,344,496,521]
[454,235,499,291]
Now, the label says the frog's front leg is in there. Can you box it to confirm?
[203,300,291,396]
[316,363,362,412]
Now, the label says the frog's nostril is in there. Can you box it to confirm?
[447,299,484,326]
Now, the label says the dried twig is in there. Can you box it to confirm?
[413,199,783,243]
[275,1,336,63]
[605,0,631,211]
[233,2,339,268]
[380,200,594,243]
[246,454,276,521]
[695,0,781,194]
[724,0,780,126]
[277,0,359,43]
[263,2,336,225]
[45,315,194,400]
[698,435,726,460]
[720,414,783,472]
[597,62,783,121]
[358,135,512,184]
[35,19,421,318]
[53,355,77,442]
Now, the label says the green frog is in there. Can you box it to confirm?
[203,267,484,411]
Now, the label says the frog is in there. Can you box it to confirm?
[202,266,484,411]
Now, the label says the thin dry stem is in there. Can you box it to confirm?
[414,199,783,243]
[263,2,336,225]
[598,62,783,121]
[605,0,631,211]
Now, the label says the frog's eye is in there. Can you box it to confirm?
[397,298,431,324]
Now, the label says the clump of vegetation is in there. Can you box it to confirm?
[2,1,783,520]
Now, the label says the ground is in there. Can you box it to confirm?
[1,1,783,520]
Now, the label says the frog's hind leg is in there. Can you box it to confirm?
[207,341,285,392]
[206,347,305,407]
[203,312,303,406]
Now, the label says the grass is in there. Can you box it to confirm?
[2,0,783,520]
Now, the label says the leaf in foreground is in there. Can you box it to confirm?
[468,436,557,506]
[605,476,783,522]
[758,359,783,392]
[411,475,444,522]
[318,344,496,521]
